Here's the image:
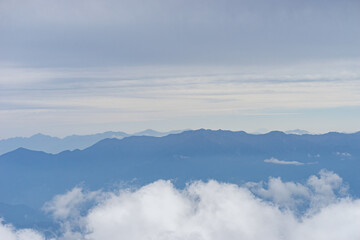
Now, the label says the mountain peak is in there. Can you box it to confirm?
[135,129,161,135]
[31,133,54,138]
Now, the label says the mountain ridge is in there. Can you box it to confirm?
[1,129,360,229]
[0,129,186,155]
[3,129,360,157]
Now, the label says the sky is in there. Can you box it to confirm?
[1,0,360,138]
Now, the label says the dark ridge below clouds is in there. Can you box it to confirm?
[0,128,358,155]
[1,128,360,209]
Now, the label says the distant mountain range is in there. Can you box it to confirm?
[251,129,311,135]
[0,129,360,229]
[0,129,185,155]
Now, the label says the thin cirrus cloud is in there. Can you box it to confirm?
[1,0,360,136]
[1,60,360,138]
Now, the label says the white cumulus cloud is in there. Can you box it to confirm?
[37,170,360,240]
[0,220,44,240]
[3,170,360,240]
[264,157,304,165]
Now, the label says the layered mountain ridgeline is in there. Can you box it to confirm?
[0,129,184,155]
[0,129,360,228]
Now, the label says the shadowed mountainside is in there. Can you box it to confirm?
[0,129,185,155]
[0,129,360,228]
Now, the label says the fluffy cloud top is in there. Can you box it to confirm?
[42,170,359,240]
[2,170,360,240]
[0,220,44,240]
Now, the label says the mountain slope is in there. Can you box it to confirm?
[0,130,185,155]
[1,129,360,228]
[1,129,360,209]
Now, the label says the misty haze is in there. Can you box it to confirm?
[1,0,360,239]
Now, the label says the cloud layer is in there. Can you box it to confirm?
[2,60,360,138]
[1,0,360,67]
[21,170,357,240]
[1,0,360,137]
[1,170,358,240]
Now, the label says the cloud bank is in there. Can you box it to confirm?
[2,170,360,240]
[39,170,359,240]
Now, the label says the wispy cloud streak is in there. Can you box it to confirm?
[264,158,304,165]
[1,60,360,137]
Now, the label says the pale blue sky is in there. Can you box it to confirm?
[1,0,360,138]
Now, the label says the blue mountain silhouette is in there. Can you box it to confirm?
[0,129,185,155]
[1,129,360,228]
